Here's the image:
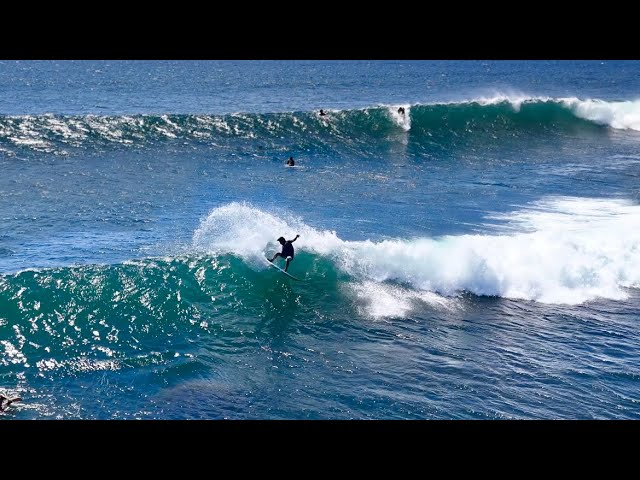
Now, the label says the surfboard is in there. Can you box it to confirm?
[265,258,301,281]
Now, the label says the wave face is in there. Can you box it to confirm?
[1,97,638,155]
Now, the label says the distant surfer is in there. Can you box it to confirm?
[397,107,405,115]
[286,156,295,166]
[268,234,300,272]
[0,394,21,412]
[319,109,326,116]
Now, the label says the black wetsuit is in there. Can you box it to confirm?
[281,241,294,258]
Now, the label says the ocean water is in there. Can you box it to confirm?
[1,60,639,419]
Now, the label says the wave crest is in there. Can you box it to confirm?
[2,96,637,154]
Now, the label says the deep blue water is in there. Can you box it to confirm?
[1,60,639,419]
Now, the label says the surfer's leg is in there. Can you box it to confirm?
[269,253,282,262]
[284,256,292,272]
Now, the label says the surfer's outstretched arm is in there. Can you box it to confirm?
[288,234,300,243]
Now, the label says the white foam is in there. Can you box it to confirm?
[559,97,640,131]
[8,136,50,148]
[193,199,640,306]
[85,116,124,140]
[387,105,411,131]
[348,281,459,319]
[349,281,413,318]
[192,202,297,258]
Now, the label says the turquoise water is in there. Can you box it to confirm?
[1,61,640,419]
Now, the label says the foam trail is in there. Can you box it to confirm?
[193,199,640,306]
[348,281,459,319]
